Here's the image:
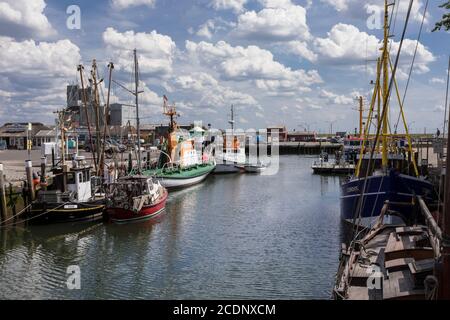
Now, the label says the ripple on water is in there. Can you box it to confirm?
[0,156,343,299]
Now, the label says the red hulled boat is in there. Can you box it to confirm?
[106,176,168,223]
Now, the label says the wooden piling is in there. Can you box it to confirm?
[128,152,133,173]
[0,163,8,222]
[25,160,35,201]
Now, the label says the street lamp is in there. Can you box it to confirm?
[299,122,316,132]
[408,121,416,134]
[325,120,337,136]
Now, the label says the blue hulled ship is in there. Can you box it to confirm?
[340,5,436,227]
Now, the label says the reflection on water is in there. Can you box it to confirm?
[0,156,347,299]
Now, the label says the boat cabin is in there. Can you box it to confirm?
[50,156,93,202]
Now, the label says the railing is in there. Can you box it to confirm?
[417,196,443,258]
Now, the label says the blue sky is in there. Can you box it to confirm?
[0,0,449,133]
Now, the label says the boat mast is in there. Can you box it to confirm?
[91,60,102,176]
[230,105,234,132]
[381,0,389,171]
[442,55,450,299]
[78,65,98,174]
[100,62,114,175]
[134,49,142,175]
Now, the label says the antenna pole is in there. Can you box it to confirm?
[381,0,389,170]
[134,49,142,174]
[359,96,364,138]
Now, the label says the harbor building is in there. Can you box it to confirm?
[0,123,51,149]
[267,126,288,143]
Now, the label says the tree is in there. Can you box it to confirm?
[433,1,450,32]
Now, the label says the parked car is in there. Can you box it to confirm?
[0,140,7,150]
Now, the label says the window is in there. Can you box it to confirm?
[83,171,90,183]
[67,173,75,184]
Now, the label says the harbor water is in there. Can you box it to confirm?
[0,156,346,299]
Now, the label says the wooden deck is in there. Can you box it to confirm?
[337,224,435,300]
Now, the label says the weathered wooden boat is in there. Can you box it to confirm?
[333,198,442,300]
[105,176,168,223]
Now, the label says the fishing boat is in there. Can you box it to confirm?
[105,176,168,223]
[334,40,450,300]
[334,198,442,300]
[214,105,246,174]
[105,50,169,223]
[142,96,215,189]
[29,155,105,224]
[340,1,435,228]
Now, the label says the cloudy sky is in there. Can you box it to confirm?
[0,0,449,133]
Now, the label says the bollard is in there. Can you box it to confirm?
[25,160,35,201]
[40,156,47,190]
[51,147,55,167]
[0,163,8,222]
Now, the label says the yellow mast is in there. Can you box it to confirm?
[381,0,389,170]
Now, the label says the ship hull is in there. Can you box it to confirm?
[106,189,168,223]
[28,200,105,224]
[144,164,215,189]
[213,163,241,174]
[340,172,435,227]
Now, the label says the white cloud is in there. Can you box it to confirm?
[209,0,247,13]
[111,0,156,9]
[173,71,258,109]
[314,23,435,73]
[285,41,318,62]
[185,40,322,97]
[314,23,379,62]
[196,20,215,39]
[429,77,446,85]
[232,1,311,41]
[174,72,218,91]
[0,36,82,121]
[186,40,321,83]
[320,0,350,12]
[102,27,176,76]
[0,0,55,38]
[365,0,429,25]
[0,36,80,77]
[319,89,357,105]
